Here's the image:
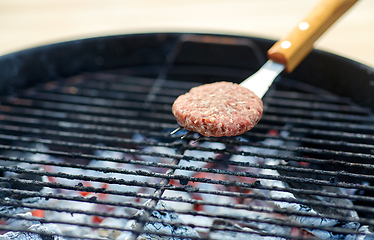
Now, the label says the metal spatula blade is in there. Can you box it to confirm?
[240,60,284,98]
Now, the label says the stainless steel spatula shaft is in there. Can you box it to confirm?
[240,60,284,98]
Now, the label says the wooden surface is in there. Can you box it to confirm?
[1,0,373,67]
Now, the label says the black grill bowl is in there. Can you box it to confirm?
[0,32,373,240]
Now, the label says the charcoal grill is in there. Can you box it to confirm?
[0,32,374,239]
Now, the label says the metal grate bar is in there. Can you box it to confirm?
[0,124,372,181]
[2,148,374,198]
[0,115,174,137]
[0,180,372,221]
[2,111,374,151]
[51,79,192,98]
[1,128,374,174]
[2,100,374,141]
[2,177,374,227]
[254,124,374,142]
[265,98,373,115]
[1,136,374,193]
[265,106,374,123]
[191,144,374,170]
[216,138,374,160]
[0,108,174,130]
[129,154,183,240]
[3,99,374,146]
[2,154,374,205]
[37,77,359,114]
[3,175,374,227]
[12,73,371,115]
[38,89,177,107]
[0,202,369,240]
[270,90,359,104]
[128,37,185,234]
[8,97,171,115]
[0,118,373,161]
[0,122,373,161]
[262,115,374,132]
[2,95,374,156]
[1,187,373,239]
[13,93,171,111]
[3,98,374,135]
[0,104,175,124]
[238,131,374,151]
[1,130,374,184]
[82,73,202,91]
[1,113,373,164]
[0,211,204,240]
[23,80,374,120]
[0,124,170,146]
[0,225,104,240]
[0,214,322,240]
[44,73,367,116]
[6,95,373,128]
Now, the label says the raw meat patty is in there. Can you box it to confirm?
[172,81,263,137]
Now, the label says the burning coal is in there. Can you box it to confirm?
[0,129,372,240]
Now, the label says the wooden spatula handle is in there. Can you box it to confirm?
[267,0,358,72]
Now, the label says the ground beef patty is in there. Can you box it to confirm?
[172,81,263,137]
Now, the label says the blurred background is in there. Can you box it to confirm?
[0,0,373,67]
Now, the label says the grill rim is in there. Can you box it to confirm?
[0,32,374,110]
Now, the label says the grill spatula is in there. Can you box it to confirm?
[171,0,358,139]
[241,0,358,98]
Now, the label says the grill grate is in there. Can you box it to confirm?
[0,34,374,239]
